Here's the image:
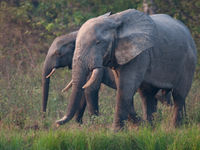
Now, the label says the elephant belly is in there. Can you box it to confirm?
[143,48,186,89]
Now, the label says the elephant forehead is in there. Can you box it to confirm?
[48,31,77,56]
[48,39,68,56]
[78,18,105,39]
[48,40,63,55]
[54,32,76,48]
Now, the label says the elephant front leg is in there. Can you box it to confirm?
[112,72,142,131]
[112,51,150,131]
[113,91,134,131]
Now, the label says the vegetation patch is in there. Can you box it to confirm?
[0,125,200,150]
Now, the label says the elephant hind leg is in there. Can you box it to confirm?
[138,83,159,122]
[171,90,186,127]
[171,68,194,127]
[112,73,142,130]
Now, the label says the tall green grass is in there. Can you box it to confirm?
[0,125,200,150]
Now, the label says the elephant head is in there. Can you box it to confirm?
[56,9,155,125]
[42,31,77,112]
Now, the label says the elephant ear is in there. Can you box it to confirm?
[112,9,156,65]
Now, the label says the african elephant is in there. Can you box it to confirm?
[56,9,197,131]
[42,30,171,124]
[42,31,116,123]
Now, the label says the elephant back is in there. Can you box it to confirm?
[151,14,197,59]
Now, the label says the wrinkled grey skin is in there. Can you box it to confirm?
[56,9,197,131]
[42,31,171,124]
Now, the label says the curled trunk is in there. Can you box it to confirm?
[56,63,88,125]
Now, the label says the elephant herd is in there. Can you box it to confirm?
[42,9,197,131]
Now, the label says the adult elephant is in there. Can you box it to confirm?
[42,30,170,124]
[56,9,197,131]
[42,31,116,123]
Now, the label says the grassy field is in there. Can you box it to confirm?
[0,65,200,150]
[1,125,200,150]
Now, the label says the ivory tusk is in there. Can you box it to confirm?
[62,80,73,92]
[46,68,56,78]
[82,68,101,89]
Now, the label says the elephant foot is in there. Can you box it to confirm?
[111,121,124,132]
[112,125,123,132]
[128,114,142,125]
[75,118,83,124]
[172,112,183,128]
[42,112,46,119]
[55,115,68,127]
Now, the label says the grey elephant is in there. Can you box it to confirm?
[42,30,171,124]
[56,9,197,131]
[42,31,117,123]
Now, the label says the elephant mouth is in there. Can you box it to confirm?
[46,68,56,78]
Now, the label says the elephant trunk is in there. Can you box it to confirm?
[42,58,54,112]
[56,85,84,125]
[56,63,87,125]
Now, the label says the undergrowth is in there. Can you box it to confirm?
[0,125,200,150]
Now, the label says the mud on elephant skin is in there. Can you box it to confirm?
[42,30,171,124]
[56,9,197,131]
